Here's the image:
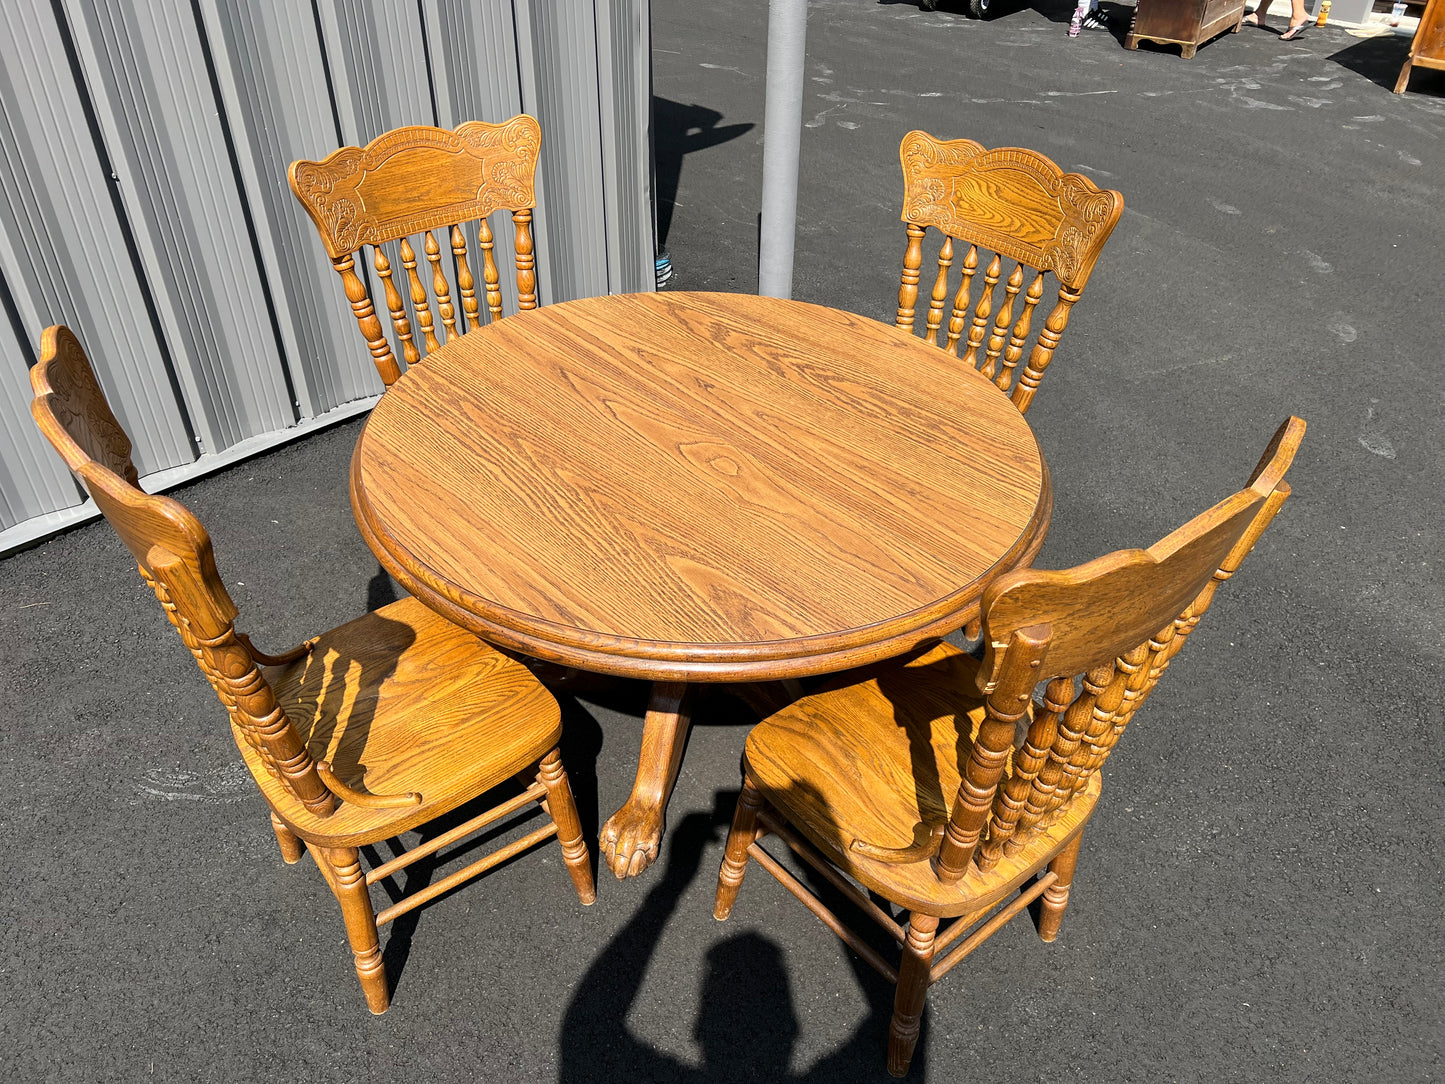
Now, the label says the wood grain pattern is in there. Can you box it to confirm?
[716,417,1304,1076]
[1396,0,1445,93]
[896,132,1123,413]
[30,326,595,1013]
[289,116,542,385]
[352,291,1052,682]
[1127,0,1247,58]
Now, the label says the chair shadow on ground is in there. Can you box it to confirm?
[653,96,754,251]
[340,567,609,999]
[559,787,934,1082]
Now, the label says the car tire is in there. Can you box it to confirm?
[969,0,991,17]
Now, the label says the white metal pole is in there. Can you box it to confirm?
[757,0,807,299]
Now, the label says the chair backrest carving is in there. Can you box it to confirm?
[30,326,334,817]
[290,115,542,386]
[930,417,1305,884]
[895,131,1124,413]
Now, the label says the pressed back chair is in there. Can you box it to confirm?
[290,114,542,387]
[30,326,594,1014]
[714,416,1305,1076]
[895,130,1124,414]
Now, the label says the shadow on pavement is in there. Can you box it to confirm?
[654,96,755,250]
[559,792,932,1081]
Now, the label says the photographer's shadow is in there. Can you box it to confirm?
[560,792,926,1082]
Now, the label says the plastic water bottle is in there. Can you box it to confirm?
[1069,2,1085,36]
[1390,2,1406,26]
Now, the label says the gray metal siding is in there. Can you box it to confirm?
[0,0,653,552]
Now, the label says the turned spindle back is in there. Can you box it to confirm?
[290,115,542,387]
[929,417,1305,884]
[895,131,1124,414]
[30,327,334,817]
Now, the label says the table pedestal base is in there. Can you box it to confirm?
[597,678,808,879]
[600,682,694,879]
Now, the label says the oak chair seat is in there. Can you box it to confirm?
[30,326,595,1016]
[250,597,562,848]
[715,417,1305,1076]
[744,641,1098,917]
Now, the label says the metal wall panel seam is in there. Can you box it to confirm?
[521,0,611,304]
[189,3,304,428]
[0,392,379,557]
[421,0,526,317]
[0,0,193,474]
[315,0,439,373]
[614,0,655,293]
[594,0,625,293]
[595,0,659,294]
[90,3,257,442]
[510,0,555,307]
[0,268,81,527]
[197,0,382,416]
[61,0,294,454]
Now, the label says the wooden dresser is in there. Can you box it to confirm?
[1127,0,1247,59]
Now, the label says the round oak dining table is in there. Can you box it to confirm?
[350,290,1051,879]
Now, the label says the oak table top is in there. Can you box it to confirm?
[350,290,1051,877]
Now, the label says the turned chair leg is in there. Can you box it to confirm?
[536,747,597,906]
[270,812,304,864]
[1037,831,1084,943]
[322,846,390,1014]
[887,912,940,1077]
[714,773,764,921]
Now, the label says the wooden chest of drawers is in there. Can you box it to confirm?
[1126,0,1248,58]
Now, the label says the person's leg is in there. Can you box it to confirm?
[1080,0,1111,30]
[1243,0,1273,25]
[1279,0,1310,38]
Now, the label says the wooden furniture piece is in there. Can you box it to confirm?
[896,132,1124,416]
[1396,0,1445,93]
[1127,0,1247,58]
[290,115,542,387]
[714,417,1305,1076]
[349,290,1054,880]
[30,326,594,1014]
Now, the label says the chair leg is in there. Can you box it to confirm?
[714,773,764,921]
[536,747,597,906]
[322,846,390,1014]
[887,912,940,1077]
[1037,831,1084,943]
[270,812,304,864]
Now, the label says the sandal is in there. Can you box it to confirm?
[1242,12,1261,26]
[1279,21,1308,40]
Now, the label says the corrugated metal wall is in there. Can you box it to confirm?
[0,0,654,553]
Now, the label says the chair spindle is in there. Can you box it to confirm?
[400,237,439,354]
[896,222,926,332]
[425,230,456,341]
[980,263,1024,382]
[925,237,953,346]
[479,218,504,322]
[944,245,979,357]
[513,209,537,310]
[331,253,402,386]
[960,254,1002,373]
[374,247,420,368]
[997,273,1046,393]
[452,226,479,332]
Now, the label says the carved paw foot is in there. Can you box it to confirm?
[600,802,665,879]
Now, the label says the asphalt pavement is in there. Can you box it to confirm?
[1,1,1440,1080]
